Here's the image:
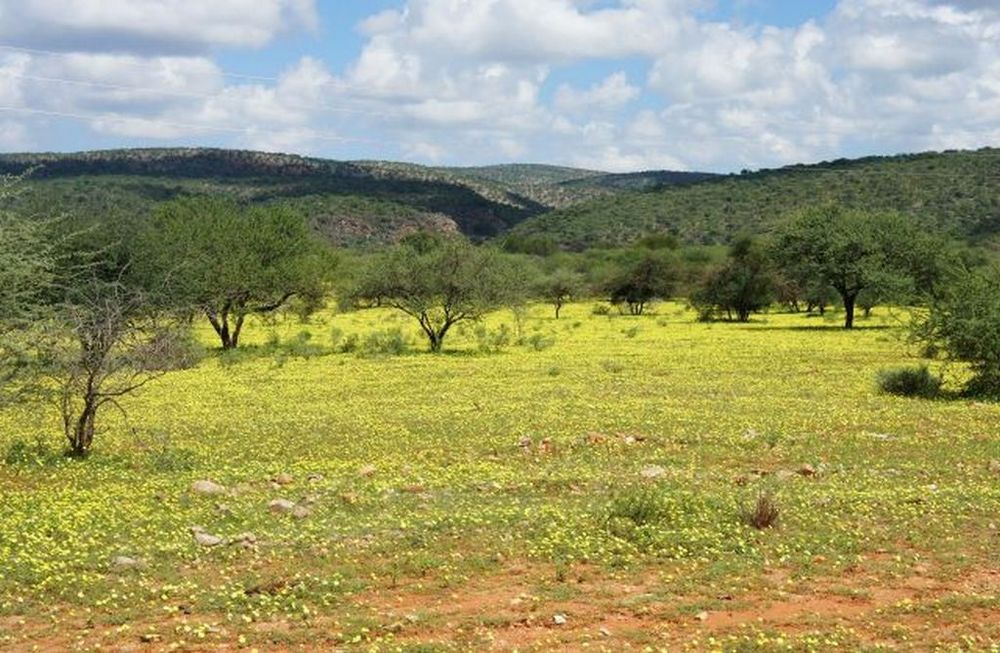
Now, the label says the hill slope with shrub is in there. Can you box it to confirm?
[508,148,1000,250]
[0,148,710,246]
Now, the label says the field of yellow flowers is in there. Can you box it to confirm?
[1,303,998,652]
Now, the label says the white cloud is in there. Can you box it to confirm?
[0,0,318,53]
[555,72,640,113]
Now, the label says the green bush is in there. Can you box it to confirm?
[358,328,410,357]
[4,437,57,468]
[475,324,512,354]
[520,333,555,351]
[876,365,942,398]
[591,304,612,316]
[914,265,1000,397]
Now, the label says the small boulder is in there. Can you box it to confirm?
[640,465,666,479]
[358,464,377,478]
[695,611,709,622]
[112,556,141,571]
[307,473,325,483]
[797,464,817,477]
[268,499,296,514]
[191,480,226,496]
[553,613,567,626]
[273,473,294,486]
[190,527,223,547]
[292,505,311,520]
[518,437,532,449]
[231,532,257,549]
[988,460,1000,476]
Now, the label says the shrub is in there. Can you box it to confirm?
[520,333,555,351]
[147,446,198,472]
[591,303,612,316]
[740,492,779,530]
[876,365,942,398]
[475,324,512,354]
[284,331,326,358]
[600,359,625,373]
[358,328,410,357]
[605,485,669,528]
[913,264,1000,397]
[622,325,640,339]
[3,437,56,468]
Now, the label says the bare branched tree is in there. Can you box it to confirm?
[44,277,196,457]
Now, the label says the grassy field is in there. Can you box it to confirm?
[1,303,998,652]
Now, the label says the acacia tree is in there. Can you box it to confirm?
[773,206,940,328]
[690,236,774,322]
[44,278,192,457]
[138,198,329,349]
[914,263,1000,397]
[0,174,58,404]
[353,234,526,352]
[605,252,676,316]
[536,268,585,319]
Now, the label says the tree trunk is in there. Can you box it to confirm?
[69,399,97,457]
[554,302,562,319]
[842,292,857,329]
[207,309,238,349]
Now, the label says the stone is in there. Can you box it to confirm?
[518,437,532,449]
[640,465,666,479]
[273,473,294,486]
[191,480,226,496]
[112,556,140,571]
[599,627,611,637]
[358,464,377,478]
[190,528,223,547]
[553,613,567,626]
[307,473,325,482]
[695,611,709,622]
[988,460,1000,476]
[797,464,817,477]
[292,505,311,520]
[269,499,296,514]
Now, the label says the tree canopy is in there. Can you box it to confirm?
[352,234,526,352]
[772,205,941,328]
[137,197,330,349]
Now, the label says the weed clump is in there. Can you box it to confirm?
[740,492,779,530]
[876,365,942,398]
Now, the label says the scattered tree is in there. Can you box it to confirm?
[913,264,1000,397]
[137,198,330,349]
[605,253,676,316]
[536,268,585,318]
[352,234,526,352]
[42,277,196,457]
[690,236,774,322]
[0,174,58,404]
[773,205,940,328]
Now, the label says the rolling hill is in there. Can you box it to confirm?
[2,147,996,250]
[0,148,712,246]
[508,148,1000,250]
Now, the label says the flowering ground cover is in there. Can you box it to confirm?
[1,303,998,652]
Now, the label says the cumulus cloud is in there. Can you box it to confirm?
[555,72,640,113]
[0,0,318,54]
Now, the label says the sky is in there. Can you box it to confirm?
[0,0,997,172]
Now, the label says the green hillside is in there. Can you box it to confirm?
[0,149,713,245]
[509,148,1000,250]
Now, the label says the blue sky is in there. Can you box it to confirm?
[0,1,996,172]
